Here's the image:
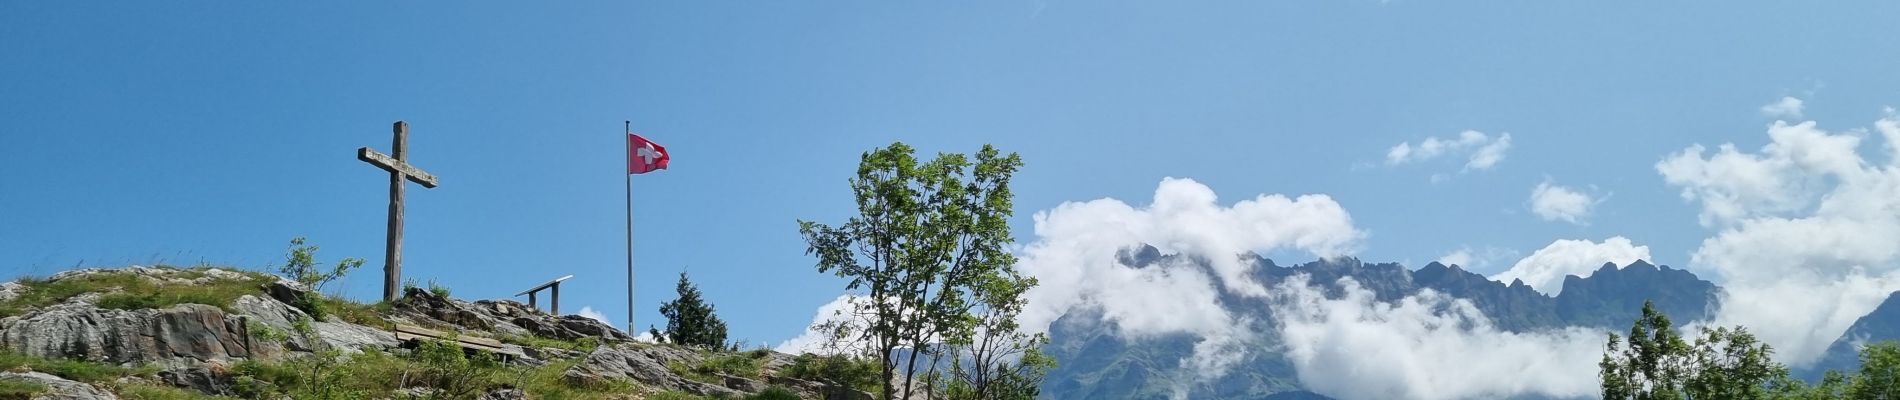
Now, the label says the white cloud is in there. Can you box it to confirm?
[575,306,612,327]
[1466,133,1513,171]
[1656,120,1861,226]
[632,330,660,344]
[1660,115,1900,365]
[1434,246,1520,273]
[1528,180,1598,225]
[775,294,877,355]
[1438,248,1472,268]
[1489,237,1651,296]
[1271,275,1606,400]
[1012,177,1363,383]
[1761,96,1806,119]
[1385,130,1512,170]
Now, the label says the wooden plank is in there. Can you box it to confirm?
[393,324,507,349]
[358,148,441,188]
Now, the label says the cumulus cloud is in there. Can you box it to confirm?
[1435,246,1519,273]
[775,294,876,355]
[576,306,612,327]
[1384,130,1513,173]
[1528,180,1599,225]
[1271,275,1606,400]
[1761,96,1806,119]
[1012,177,1363,383]
[1660,115,1900,365]
[1489,237,1651,296]
[1438,248,1473,268]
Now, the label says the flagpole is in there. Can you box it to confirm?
[625,120,635,336]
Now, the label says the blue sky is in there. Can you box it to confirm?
[4,1,1899,347]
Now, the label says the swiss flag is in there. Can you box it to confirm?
[628,133,669,174]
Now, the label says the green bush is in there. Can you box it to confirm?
[697,353,765,378]
[784,353,882,394]
[273,237,363,293]
[748,386,802,400]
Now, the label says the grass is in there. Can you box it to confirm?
[495,333,602,353]
[645,387,804,400]
[230,343,641,400]
[0,378,45,400]
[0,351,152,383]
[109,382,242,400]
[0,266,275,318]
[783,353,883,395]
[668,351,770,386]
[306,296,392,327]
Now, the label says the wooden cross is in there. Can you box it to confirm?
[358,121,440,302]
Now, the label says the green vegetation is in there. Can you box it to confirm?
[783,353,882,395]
[0,267,274,318]
[1601,300,1900,399]
[308,295,392,327]
[667,351,767,386]
[798,142,1047,400]
[267,237,382,324]
[0,351,152,383]
[230,340,636,400]
[110,382,240,400]
[658,272,729,349]
[427,278,452,299]
[0,378,45,400]
[273,237,363,293]
[494,333,601,353]
[644,387,806,400]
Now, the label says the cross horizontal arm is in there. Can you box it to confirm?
[358,147,440,188]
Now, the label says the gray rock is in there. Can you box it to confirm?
[156,363,237,396]
[0,371,118,400]
[479,388,528,400]
[229,295,396,355]
[0,300,264,365]
[398,288,635,343]
[261,279,312,308]
[722,374,771,393]
[563,343,743,397]
[310,320,398,355]
[0,281,22,303]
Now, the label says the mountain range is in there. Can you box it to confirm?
[1033,245,1872,399]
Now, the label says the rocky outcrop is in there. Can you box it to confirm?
[393,287,633,342]
[0,299,265,367]
[233,292,397,355]
[0,371,117,400]
[564,343,744,397]
[563,343,877,400]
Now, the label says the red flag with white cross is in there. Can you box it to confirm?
[628,133,669,174]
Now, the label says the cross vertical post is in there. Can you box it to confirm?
[385,122,406,303]
[358,121,440,302]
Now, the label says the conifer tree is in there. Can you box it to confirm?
[658,271,728,349]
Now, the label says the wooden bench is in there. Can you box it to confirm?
[391,323,525,361]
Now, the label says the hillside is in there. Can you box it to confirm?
[0,266,879,400]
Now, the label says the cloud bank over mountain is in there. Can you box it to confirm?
[1013,178,1614,399]
[1490,237,1651,296]
[1270,275,1605,400]
[1662,114,1900,365]
[1013,177,1362,387]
